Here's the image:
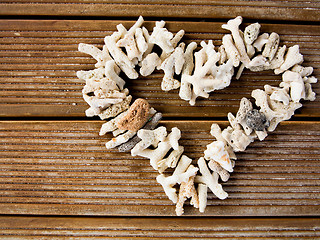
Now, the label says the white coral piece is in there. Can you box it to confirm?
[253,33,269,52]
[78,43,111,68]
[159,29,185,64]
[116,16,145,61]
[131,127,182,171]
[275,45,303,74]
[97,95,132,120]
[252,89,302,132]
[160,42,185,91]
[140,53,161,76]
[222,16,250,67]
[131,126,167,154]
[157,155,198,203]
[244,22,261,45]
[210,123,236,159]
[181,41,233,105]
[282,70,306,103]
[149,20,175,54]
[222,125,254,152]
[197,183,208,213]
[195,157,228,200]
[222,34,240,67]
[179,42,197,101]
[264,85,290,106]
[262,32,280,60]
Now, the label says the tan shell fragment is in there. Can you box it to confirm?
[117,98,150,131]
[175,175,199,216]
[204,140,233,172]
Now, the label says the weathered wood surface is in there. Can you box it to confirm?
[0,216,319,239]
[1,1,320,237]
[0,20,319,118]
[1,0,320,22]
[0,120,318,216]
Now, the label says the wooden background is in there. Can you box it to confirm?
[0,0,319,238]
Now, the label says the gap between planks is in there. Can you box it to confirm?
[0,216,319,239]
[0,0,320,22]
[0,20,319,118]
[0,120,319,216]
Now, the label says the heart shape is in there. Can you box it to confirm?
[76,16,317,216]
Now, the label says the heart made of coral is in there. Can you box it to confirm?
[76,16,317,216]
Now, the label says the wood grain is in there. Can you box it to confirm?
[1,0,319,237]
[0,0,320,22]
[0,216,319,239]
[0,120,318,216]
[0,20,319,118]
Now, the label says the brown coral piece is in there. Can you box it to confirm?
[116,98,150,131]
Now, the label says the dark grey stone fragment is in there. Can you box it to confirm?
[245,109,269,131]
[117,112,162,152]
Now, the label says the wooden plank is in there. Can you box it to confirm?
[0,216,319,239]
[0,0,320,22]
[0,120,319,216]
[0,20,319,118]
